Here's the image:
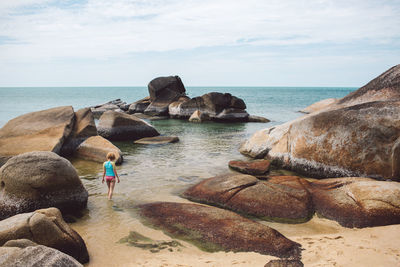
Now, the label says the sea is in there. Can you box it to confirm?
[0,86,355,265]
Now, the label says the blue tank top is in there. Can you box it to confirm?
[104,161,115,176]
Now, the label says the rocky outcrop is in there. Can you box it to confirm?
[128,97,151,114]
[134,136,179,145]
[60,108,98,156]
[138,202,301,259]
[91,99,129,118]
[188,110,210,122]
[97,111,159,141]
[76,136,123,164]
[299,98,338,114]
[183,174,313,222]
[0,240,83,267]
[248,115,270,123]
[0,151,88,219]
[0,208,89,263]
[228,160,271,176]
[309,177,400,228]
[0,106,75,166]
[144,76,187,116]
[169,92,249,122]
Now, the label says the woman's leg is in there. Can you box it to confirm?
[108,180,116,200]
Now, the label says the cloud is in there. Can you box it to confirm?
[0,0,399,61]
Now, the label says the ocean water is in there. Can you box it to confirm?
[0,86,355,266]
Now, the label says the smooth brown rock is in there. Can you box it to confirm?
[309,177,400,228]
[0,208,89,264]
[183,174,314,222]
[228,160,271,175]
[128,97,151,114]
[0,151,88,219]
[299,98,338,114]
[0,106,75,166]
[138,202,301,259]
[76,136,123,164]
[248,115,271,123]
[97,111,159,141]
[60,108,98,156]
[134,136,179,145]
[188,110,210,123]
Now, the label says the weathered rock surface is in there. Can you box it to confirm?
[0,208,89,263]
[299,98,338,114]
[128,97,151,114]
[309,177,400,228]
[97,111,159,141]
[134,136,179,145]
[183,174,313,222]
[60,108,98,156]
[0,106,75,166]
[228,160,271,175]
[0,240,83,267]
[76,136,123,164]
[144,76,187,116]
[169,92,249,122]
[248,115,271,123]
[91,99,129,118]
[138,202,301,259]
[0,151,88,219]
[265,259,304,267]
[188,110,210,122]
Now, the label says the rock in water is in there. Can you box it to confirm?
[138,202,301,259]
[183,174,313,222]
[188,110,210,122]
[97,111,159,141]
[134,136,179,145]
[0,151,88,219]
[76,136,123,164]
[228,160,271,175]
[60,108,98,156]
[0,242,83,267]
[309,177,400,228]
[299,98,338,114]
[0,106,75,166]
[145,76,187,116]
[128,97,151,114]
[0,208,89,263]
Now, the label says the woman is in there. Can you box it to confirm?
[102,152,120,200]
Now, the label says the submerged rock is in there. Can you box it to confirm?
[0,151,88,219]
[145,76,187,116]
[0,106,75,166]
[0,208,89,264]
[248,115,271,123]
[60,107,98,156]
[138,202,301,259]
[76,135,123,165]
[118,231,182,253]
[134,136,179,145]
[183,174,313,222]
[97,111,159,141]
[228,160,271,176]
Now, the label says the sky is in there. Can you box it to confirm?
[0,0,399,87]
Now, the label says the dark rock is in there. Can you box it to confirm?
[97,111,159,141]
[0,106,75,166]
[215,108,249,122]
[134,136,179,145]
[60,108,97,156]
[248,115,271,123]
[265,259,304,267]
[138,202,301,259]
[0,208,89,264]
[183,174,313,222]
[228,160,271,175]
[0,151,88,219]
[309,177,400,228]
[144,76,187,116]
[128,97,151,114]
[76,136,123,165]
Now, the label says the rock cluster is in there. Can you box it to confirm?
[240,64,400,180]
[183,173,400,228]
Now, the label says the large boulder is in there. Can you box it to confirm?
[91,99,129,118]
[144,76,187,116]
[0,208,89,263]
[309,177,400,228]
[0,240,83,267]
[228,160,271,176]
[183,174,313,222]
[0,106,75,166]
[128,97,151,114]
[76,136,123,165]
[0,151,88,219]
[138,202,301,259]
[60,108,98,156]
[97,111,159,141]
[299,98,338,114]
[169,92,249,122]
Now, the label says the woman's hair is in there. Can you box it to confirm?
[106,152,116,161]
